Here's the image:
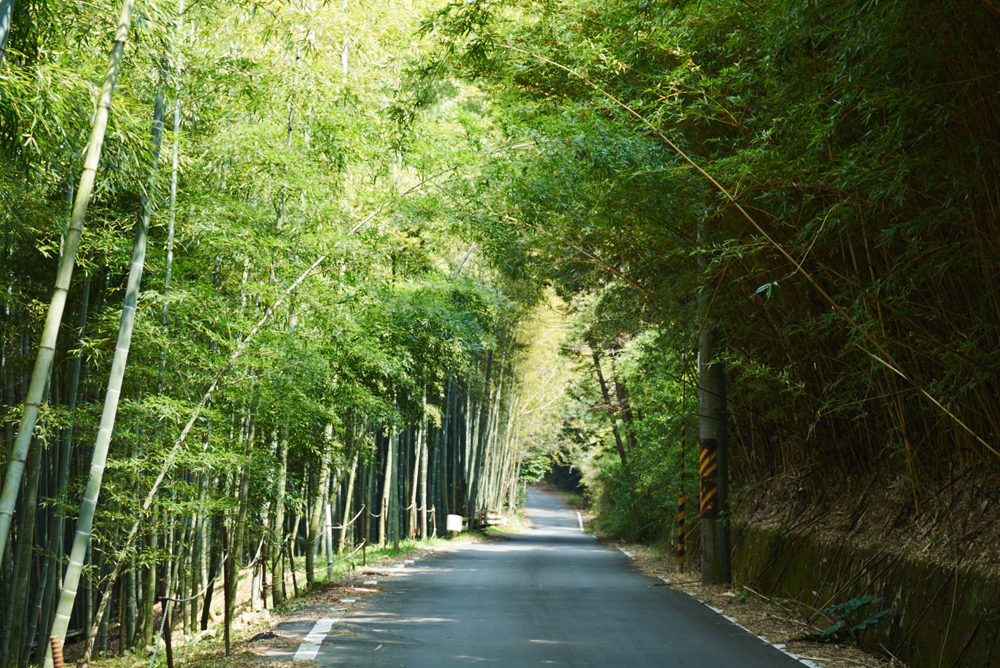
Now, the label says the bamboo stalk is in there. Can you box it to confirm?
[419,397,429,539]
[46,80,164,668]
[7,434,41,664]
[338,454,359,554]
[0,0,12,70]
[305,458,329,587]
[271,428,288,605]
[0,0,136,562]
[379,429,392,546]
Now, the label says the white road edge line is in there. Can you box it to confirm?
[690,600,825,668]
[648,571,825,668]
[293,618,338,660]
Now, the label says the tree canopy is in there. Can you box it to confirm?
[2,0,999,661]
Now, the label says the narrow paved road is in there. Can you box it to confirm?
[273,489,799,667]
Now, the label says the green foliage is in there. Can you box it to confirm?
[807,596,896,643]
[519,449,550,484]
[0,0,537,653]
[416,0,1000,530]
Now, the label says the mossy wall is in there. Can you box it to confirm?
[732,525,1000,668]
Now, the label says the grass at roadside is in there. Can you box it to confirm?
[277,536,453,605]
[468,512,525,539]
[557,491,587,510]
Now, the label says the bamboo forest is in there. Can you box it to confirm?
[1,0,999,667]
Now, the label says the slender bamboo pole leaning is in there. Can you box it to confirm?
[44,83,165,668]
[0,0,136,561]
[40,273,91,651]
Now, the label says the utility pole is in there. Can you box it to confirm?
[698,219,731,584]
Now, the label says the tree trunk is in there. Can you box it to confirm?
[24,537,53,667]
[419,403,429,540]
[305,460,329,588]
[199,529,217,631]
[324,499,334,580]
[270,428,288,606]
[592,351,627,468]
[229,410,254,623]
[410,424,421,538]
[7,435,41,664]
[41,272,91,652]
[464,393,477,513]
[379,429,392,546]
[609,354,636,452]
[338,454,358,554]
[391,429,400,550]
[469,352,493,521]
[142,531,157,644]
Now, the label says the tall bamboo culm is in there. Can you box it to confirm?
[0,0,137,562]
[0,0,12,70]
[45,75,163,668]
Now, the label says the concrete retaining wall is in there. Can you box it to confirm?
[732,524,1000,668]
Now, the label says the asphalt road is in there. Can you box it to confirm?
[271,488,800,667]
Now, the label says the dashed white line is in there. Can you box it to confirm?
[577,511,584,531]
[293,618,337,661]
